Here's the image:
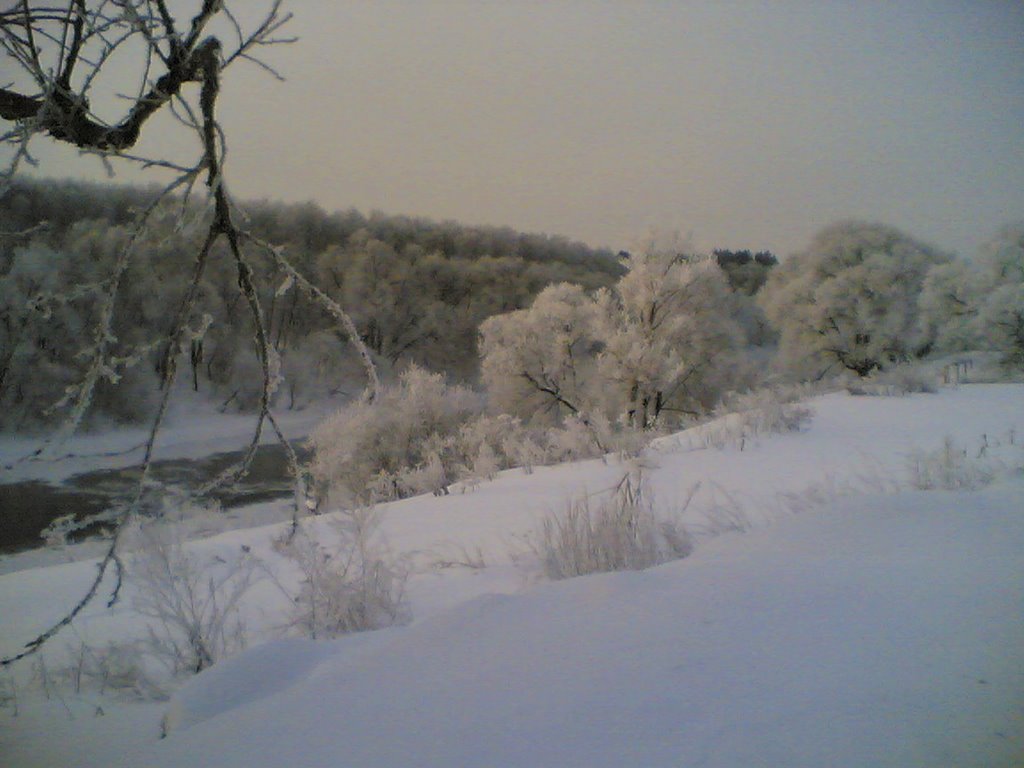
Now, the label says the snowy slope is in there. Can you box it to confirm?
[132,485,1024,768]
[1,384,1022,767]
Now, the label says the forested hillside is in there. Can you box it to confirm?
[0,178,622,430]
[5,179,1019,444]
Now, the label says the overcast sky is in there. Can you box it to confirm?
[17,1,1024,258]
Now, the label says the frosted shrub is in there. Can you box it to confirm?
[310,365,482,504]
[501,431,550,475]
[129,523,257,676]
[61,640,166,700]
[531,473,692,580]
[907,437,996,491]
[452,413,518,471]
[279,510,407,639]
[395,448,450,497]
[311,368,619,504]
[545,412,612,461]
[468,441,500,484]
[845,363,938,396]
[459,414,608,478]
[699,388,813,449]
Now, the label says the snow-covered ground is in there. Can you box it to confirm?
[1,384,1022,767]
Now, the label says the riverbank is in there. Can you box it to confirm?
[0,392,333,568]
[1,392,333,485]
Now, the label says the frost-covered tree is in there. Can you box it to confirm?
[975,223,1024,369]
[0,220,174,428]
[480,235,748,431]
[479,282,603,423]
[982,222,1024,284]
[341,235,424,363]
[0,239,88,424]
[978,283,1024,369]
[596,240,745,428]
[918,260,988,354]
[916,222,1024,368]
[761,221,952,379]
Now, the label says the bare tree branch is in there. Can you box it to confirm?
[0,0,377,665]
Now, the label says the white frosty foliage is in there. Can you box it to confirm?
[906,436,998,491]
[479,282,602,424]
[276,511,407,639]
[310,366,482,504]
[760,220,951,378]
[977,281,1024,370]
[479,235,748,432]
[595,244,745,427]
[531,471,692,580]
[128,523,257,676]
[915,222,1024,370]
[917,260,988,353]
[697,387,814,449]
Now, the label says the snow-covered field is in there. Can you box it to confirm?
[1,384,1022,767]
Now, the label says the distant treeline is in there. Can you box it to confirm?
[0,179,781,431]
[0,178,629,429]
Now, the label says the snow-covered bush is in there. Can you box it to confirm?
[907,437,997,491]
[277,510,407,639]
[446,413,549,481]
[410,412,609,487]
[60,640,166,700]
[310,366,482,504]
[530,472,692,579]
[453,413,522,481]
[311,369,613,503]
[697,387,813,449]
[129,524,257,676]
[844,363,939,396]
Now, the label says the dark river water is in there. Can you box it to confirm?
[0,444,310,554]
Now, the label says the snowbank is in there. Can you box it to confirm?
[140,482,1024,767]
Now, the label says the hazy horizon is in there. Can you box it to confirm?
[11,1,1024,258]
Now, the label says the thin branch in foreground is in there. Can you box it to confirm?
[1,316,184,666]
[0,1,319,664]
[243,231,380,404]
